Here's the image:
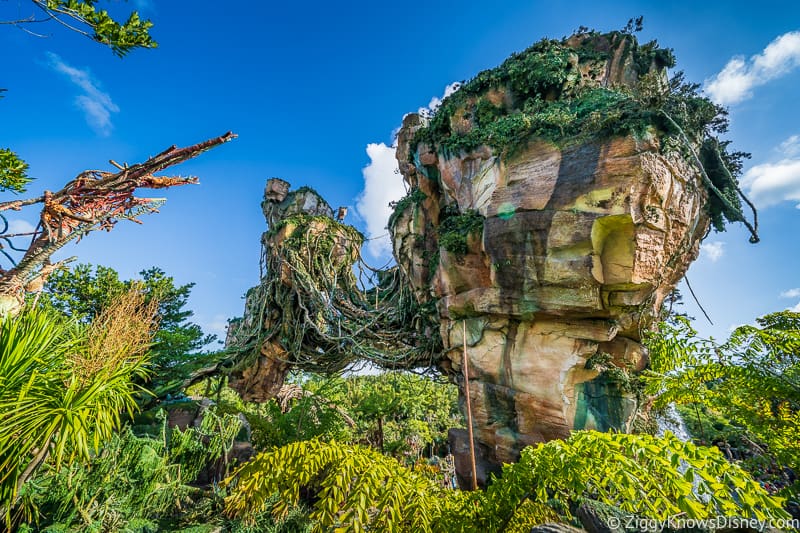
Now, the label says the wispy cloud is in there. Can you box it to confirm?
[742,134,800,208]
[418,82,461,117]
[46,52,119,136]
[700,241,725,262]
[704,31,800,105]
[779,135,800,157]
[4,219,36,235]
[781,288,800,298]
[781,288,800,313]
[356,143,405,259]
[196,313,229,344]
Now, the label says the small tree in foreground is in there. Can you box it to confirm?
[0,289,158,526]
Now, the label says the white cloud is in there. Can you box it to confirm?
[700,241,725,262]
[418,82,461,117]
[207,314,229,337]
[46,52,119,136]
[356,143,406,259]
[356,83,462,260]
[779,288,800,313]
[742,156,800,208]
[704,31,800,105]
[779,134,800,156]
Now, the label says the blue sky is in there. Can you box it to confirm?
[1,0,799,343]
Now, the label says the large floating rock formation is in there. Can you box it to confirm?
[389,31,713,482]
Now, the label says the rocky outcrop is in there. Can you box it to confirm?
[227,179,429,399]
[390,32,710,483]
[227,180,345,401]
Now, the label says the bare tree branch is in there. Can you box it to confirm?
[0,132,237,312]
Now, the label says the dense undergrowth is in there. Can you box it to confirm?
[3,292,798,530]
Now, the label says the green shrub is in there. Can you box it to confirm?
[223,432,788,532]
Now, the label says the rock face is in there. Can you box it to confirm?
[390,34,710,482]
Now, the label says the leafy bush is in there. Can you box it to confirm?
[644,312,800,486]
[19,409,242,531]
[223,439,444,532]
[480,431,788,525]
[223,432,788,532]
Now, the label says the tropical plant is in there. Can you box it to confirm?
[191,371,461,456]
[305,372,463,457]
[0,289,157,525]
[223,439,446,532]
[19,408,242,531]
[478,431,788,527]
[643,311,800,480]
[185,378,354,452]
[41,263,217,370]
[223,432,788,532]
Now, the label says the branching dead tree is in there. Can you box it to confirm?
[0,132,237,315]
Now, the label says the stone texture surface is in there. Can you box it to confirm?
[389,40,709,486]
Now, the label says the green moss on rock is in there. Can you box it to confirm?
[410,28,753,236]
[438,208,484,256]
[412,32,668,156]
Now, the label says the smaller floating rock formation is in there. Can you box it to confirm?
[227,180,349,401]
[227,179,437,402]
